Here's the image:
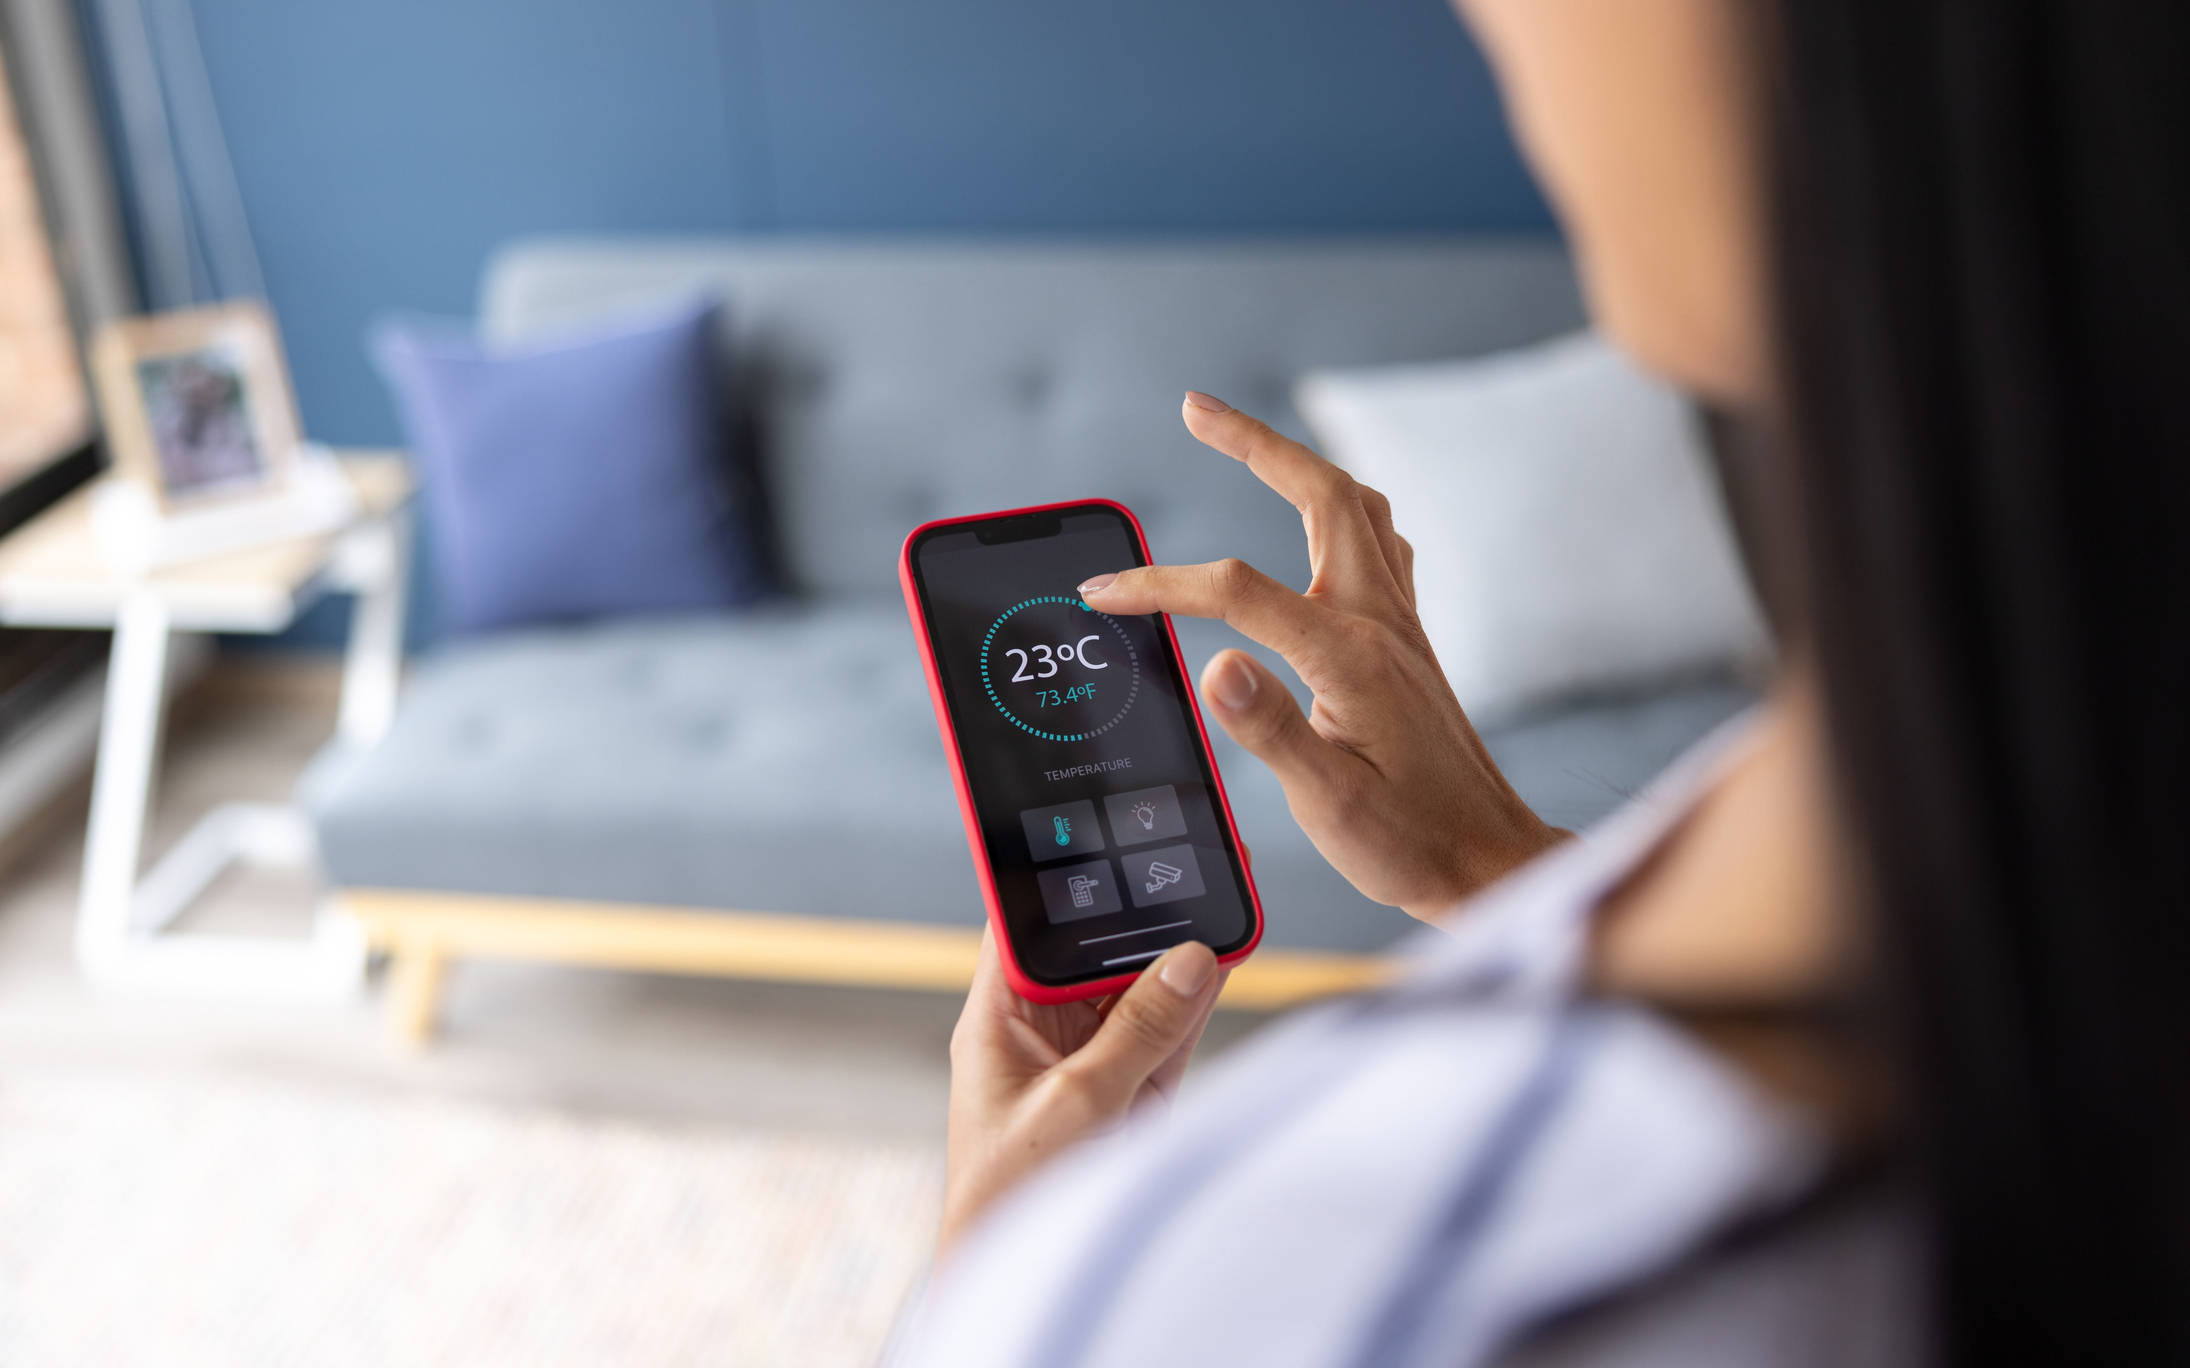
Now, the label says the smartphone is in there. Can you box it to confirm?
[900,500,1263,1003]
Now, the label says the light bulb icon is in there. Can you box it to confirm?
[1130,801,1158,832]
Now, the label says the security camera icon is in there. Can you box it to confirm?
[1143,861,1185,895]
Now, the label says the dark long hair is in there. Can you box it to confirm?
[1763,0,2190,1360]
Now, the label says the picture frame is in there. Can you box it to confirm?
[90,300,302,511]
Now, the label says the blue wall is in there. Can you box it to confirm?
[114,0,1552,644]
[181,0,1549,446]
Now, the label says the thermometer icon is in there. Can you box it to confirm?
[1054,815,1072,846]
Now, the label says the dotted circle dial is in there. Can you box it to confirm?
[979,596,1141,742]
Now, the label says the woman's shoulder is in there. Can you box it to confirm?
[1492,1173,1931,1368]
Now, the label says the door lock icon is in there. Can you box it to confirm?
[1067,874,1101,909]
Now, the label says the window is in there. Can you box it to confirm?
[0,56,91,489]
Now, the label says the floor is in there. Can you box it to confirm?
[0,653,1272,1144]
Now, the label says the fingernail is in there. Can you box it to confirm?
[1184,391,1232,413]
[1157,941,1216,997]
[1078,573,1118,595]
[1209,653,1258,712]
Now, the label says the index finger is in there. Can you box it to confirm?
[1080,558,1330,664]
[1181,393,1400,600]
[957,924,1018,1023]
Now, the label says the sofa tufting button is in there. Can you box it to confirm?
[451,715,497,751]
[683,717,730,750]
[618,655,658,694]
[1008,369,1052,408]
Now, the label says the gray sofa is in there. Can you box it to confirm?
[313,239,1752,1019]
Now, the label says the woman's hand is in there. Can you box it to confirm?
[940,930,1226,1254]
[1079,392,1567,921]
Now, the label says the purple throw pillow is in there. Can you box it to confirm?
[371,296,772,634]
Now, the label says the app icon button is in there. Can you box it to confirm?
[1103,785,1189,847]
[1121,844,1207,908]
[1021,799,1103,862]
[1037,858,1123,923]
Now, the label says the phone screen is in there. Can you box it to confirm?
[907,505,1257,988]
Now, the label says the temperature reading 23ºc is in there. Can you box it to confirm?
[1005,635,1111,681]
[980,596,1143,743]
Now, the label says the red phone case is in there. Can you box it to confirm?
[899,499,1264,1004]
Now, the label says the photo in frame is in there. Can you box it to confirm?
[90,301,302,510]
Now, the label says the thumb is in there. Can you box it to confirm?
[1200,650,1353,792]
[1063,941,1220,1112]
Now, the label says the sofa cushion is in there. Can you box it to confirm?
[312,606,969,922]
[312,611,1752,956]
[370,296,773,634]
[1296,333,1769,724]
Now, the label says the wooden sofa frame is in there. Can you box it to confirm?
[343,888,1395,1047]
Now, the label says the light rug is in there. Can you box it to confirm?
[0,1067,942,1366]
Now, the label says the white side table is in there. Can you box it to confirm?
[0,453,413,1001]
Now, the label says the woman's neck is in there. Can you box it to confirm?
[1586,670,1879,1140]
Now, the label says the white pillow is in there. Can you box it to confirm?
[1294,331,1768,724]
